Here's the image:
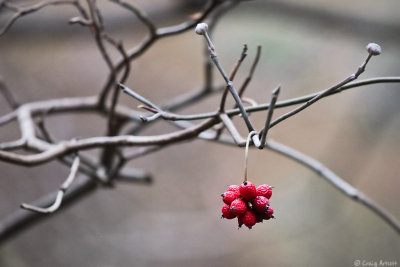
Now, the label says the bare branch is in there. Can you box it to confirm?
[269,50,375,129]
[161,85,223,112]
[0,0,77,38]
[0,117,219,166]
[259,86,280,147]
[102,35,131,136]
[109,0,156,35]
[198,26,257,142]
[237,45,262,101]
[219,113,246,145]
[99,0,223,106]
[0,139,26,151]
[120,84,161,111]
[266,139,400,234]
[123,76,400,122]
[182,122,400,234]
[219,44,248,111]
[0,175,97,243]
[20,155,80,213]
[116,167,152,184]
[0,77,19,109]
[35,109,56,143]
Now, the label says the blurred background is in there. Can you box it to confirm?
[0,0,399,266]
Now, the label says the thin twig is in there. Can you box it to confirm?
[259,86,280,147]
[36,109,56,143]
[0,77,398,132]
[0,139,26,151]
[0,0,76,37]
[109,0,156,35]
[266,139,400,234]
[269,52,374,128]
[125,76,400,122]
[99,0,223,106]
[219,44,248,112]
[21,155,81,213]
[201,29,256,134]
[236,45,262,102]
[0,175,97,243]
[0,77,19,109]
[173,120,400,234]
[219,113,246,145]
[0,117,220,165]
[103,35,131,134]
[120,84,161,111]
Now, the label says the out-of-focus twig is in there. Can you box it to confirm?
[266,139,400,234]
[259,86,280,147]
[21,155,81,213]
[0,0,76,37]
[0,77,19,109]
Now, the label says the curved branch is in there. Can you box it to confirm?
[127,76,400,122]
[266,139,400,234]
[21,155,81,213]
[99,0,223,104]
[175,121,400,234]
[0,0,76,38]
[0,175,97,244]
[0,117,219,165]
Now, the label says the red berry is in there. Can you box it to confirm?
[230,198,247,216]
[240,210,257,229]
[239,181,256,201]
[221,191,238,205]
[221,204,236,219]
[227,185,240,195]
[256,184,272,199]
[264,206,274,220]
[252,196,270,213]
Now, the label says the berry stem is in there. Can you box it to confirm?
[244,131,257,182]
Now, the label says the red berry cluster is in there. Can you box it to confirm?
[221,181,274,229]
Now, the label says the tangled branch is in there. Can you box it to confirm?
[0,0,399,243]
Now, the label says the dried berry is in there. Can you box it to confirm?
[239,181,256,201]
[240,210,257,229]
[230,198,247,216]
[256,184,272,199]
[252,196,270,213]
[221,191,238,205]
[221,181,275,229]
[227,184,240,195]
[221,204,236,219]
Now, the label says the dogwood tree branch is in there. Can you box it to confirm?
[265,139,400,234]
[236,45,262,105]
[99,0,225,105]
[259,86,280,147]
[0,0,399,244]
[176,120,400,234]
[0,0,77,37]
[0,77,19,109]
[21,155,81,213]
[197,23,256,134]
[0,175,97,243]
[269,47,377,129]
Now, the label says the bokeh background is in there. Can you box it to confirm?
[0,0,399,266]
